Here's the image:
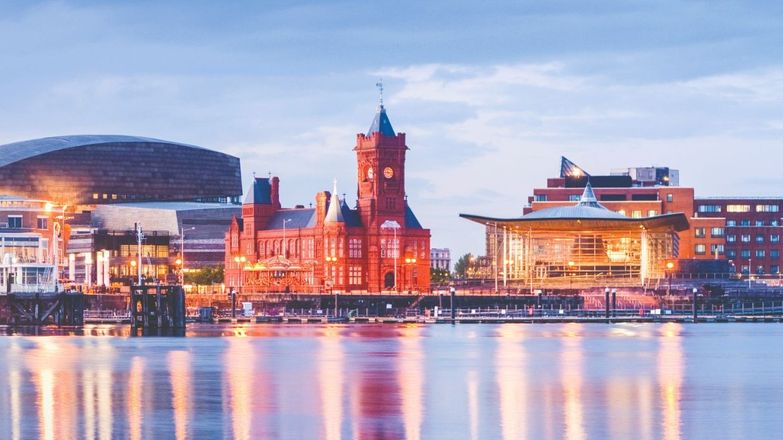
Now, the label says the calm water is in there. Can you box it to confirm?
[0,323,781,439]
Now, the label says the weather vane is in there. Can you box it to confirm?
[376,79,384,107]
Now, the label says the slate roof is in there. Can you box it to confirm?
[367,105,396,137]
[404,203,423,229]
[0,134,211,168]
[523,182,627,221]
[266,209,316,229]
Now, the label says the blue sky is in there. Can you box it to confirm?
[1,1,783,258]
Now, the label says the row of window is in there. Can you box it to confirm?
[726,219,781,227]
[740,265,780,275]
[726,234,780,243]
[725,249,781,259]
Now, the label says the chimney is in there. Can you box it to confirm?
[315,191,330,226]
[271,176,281,209]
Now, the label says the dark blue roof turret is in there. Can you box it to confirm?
[244,177,271,204]
[367,105,396,137]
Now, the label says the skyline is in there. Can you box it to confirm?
[2,1,783,258]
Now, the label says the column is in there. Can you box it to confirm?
[68,254,76,281]
[103,250,111,287]
[96,252,103,287]
[84,252,93,288]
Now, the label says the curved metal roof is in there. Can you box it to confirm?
[0,134,210,168]
[460,183,689,231]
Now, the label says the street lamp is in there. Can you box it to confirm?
[381,220,401,292]
[325,256,338,316]
[666,261,674,296]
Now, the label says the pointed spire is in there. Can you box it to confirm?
[324,178,345,223]
[367,82,396,137]
[577,181,603,209]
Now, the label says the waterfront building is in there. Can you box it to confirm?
[0,135,243,287]
[692,198,783,276]
[461,183,689,288]
[225,100,431,294]
[430,248,451,271]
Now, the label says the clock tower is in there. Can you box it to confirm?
[355,102,408,228]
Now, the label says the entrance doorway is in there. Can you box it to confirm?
[384,272,395,289]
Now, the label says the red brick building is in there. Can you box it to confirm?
[225,102,431,294]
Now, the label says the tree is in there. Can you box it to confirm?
[454,253,474,278]
[184,265,224,285]
[430,267,451,284]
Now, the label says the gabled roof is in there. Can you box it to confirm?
[367,105,396,137]
[266,209,316,229]
[244,178,271,204]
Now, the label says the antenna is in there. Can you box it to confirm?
[376,79,384,107]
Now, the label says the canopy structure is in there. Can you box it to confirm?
[460,183,690,288]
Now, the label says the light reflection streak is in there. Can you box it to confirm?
[398,327,423,440]
[658,323,683,440]
[169,351,192,440]
[225,337,254,440]
[8,340,22,440]
[561,324,585,440]
[96,342,113,440]
[319,327,343,440]
[467,371,479,440]
[128,357,144,440]
[496,326,527,440]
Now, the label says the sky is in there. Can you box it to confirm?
[1,0,783,259]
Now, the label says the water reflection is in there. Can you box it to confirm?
[224,337,255,440]
[398,326,424,440]
[319,327,344,440]
[658,323,683,440]
[169,351,192,440]
[127,357,144,440]
[0,323,779,439]
[561,324,585,440]
[496,325,527,440]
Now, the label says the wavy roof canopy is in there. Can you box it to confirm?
[0,135,210,168]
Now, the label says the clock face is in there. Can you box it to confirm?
[383,166,394,179]
[367,167,374,180]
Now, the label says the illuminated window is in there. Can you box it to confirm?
[741,234,751,243]
[727,235,736,242]
[756,235,765,243]
[632,210,642,218]
[726,204,751,213]
[710,227,724,237]
[771,234,780,243]
[666,194,673,202]
[694,228,706,238]
[695,244,706,255]
[756,204,779,212]
[756,250,766,258]
[349,266,362,285]
[647,210,658,217]
[710,244,724,255]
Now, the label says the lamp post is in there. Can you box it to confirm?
[233,255,247,318]
[666,261,674,296]
[381,220,401,292]
[179,226,195,285]
[404,257,417,293]
[325,256,338,316]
